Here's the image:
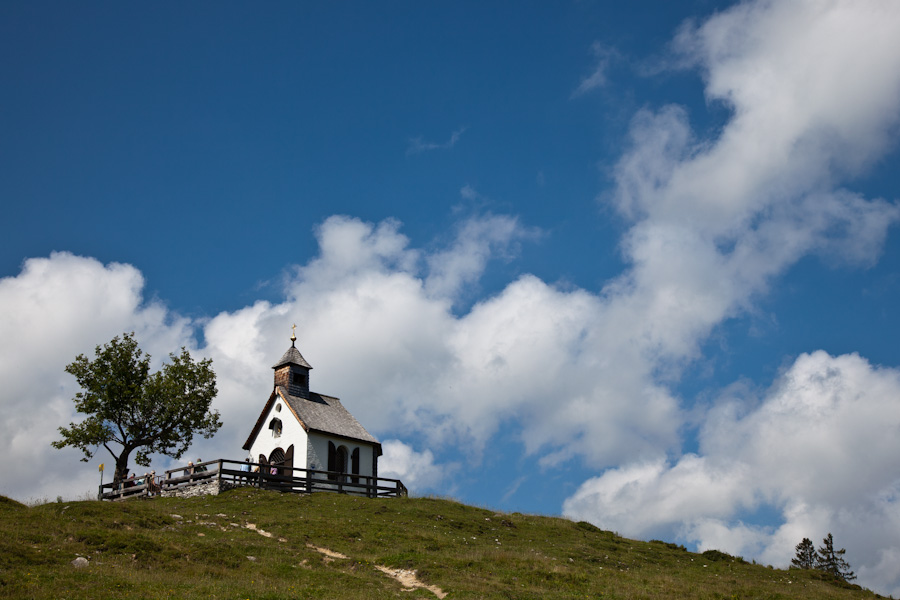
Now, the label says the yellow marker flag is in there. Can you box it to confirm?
[99,463,104,472]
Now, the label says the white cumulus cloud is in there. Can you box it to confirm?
[0,253,195,501]
[564,351,900,596]
[564,1,900,594]
[379,440,455,493]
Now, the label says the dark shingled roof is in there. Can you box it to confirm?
[282,388,378,443]
[243,387,379,450]
[272,345,312,370]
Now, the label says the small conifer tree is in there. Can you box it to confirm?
[791,537,817,570]
[817,533,856,581]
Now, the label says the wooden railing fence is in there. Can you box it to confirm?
[99,459,407,501]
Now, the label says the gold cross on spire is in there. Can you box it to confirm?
[291,323,297,345]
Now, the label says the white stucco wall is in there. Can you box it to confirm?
[247,396,308,470]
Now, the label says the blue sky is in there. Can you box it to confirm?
[3,1,900,594]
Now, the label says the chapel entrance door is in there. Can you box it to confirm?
[269,447,285,476]
[284,445,294,473]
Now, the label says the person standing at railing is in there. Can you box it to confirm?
[183,461,193,477]
[240,458,251,483]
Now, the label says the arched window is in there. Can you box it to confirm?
[268,417,282,437]
[351,448,360,484]
[328,441,337,479]
[336,446,348,476]
[327,442,349,482]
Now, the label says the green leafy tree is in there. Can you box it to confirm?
[817,533,856,582]
[52,333,221,483]
[791,537,818,570]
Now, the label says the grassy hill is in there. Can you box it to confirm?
[0,488,885,599]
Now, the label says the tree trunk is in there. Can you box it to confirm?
[113,448,134,484]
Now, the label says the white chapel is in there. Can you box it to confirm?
[243,330,382,480]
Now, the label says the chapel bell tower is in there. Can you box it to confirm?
[272,325,312,399]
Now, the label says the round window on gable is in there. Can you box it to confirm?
[275,403,282,412]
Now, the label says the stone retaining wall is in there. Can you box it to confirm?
[161,479,239,499]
